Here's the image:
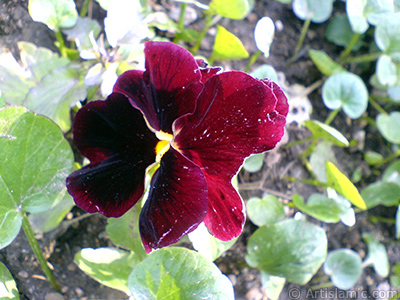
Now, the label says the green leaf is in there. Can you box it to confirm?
[209,0,253,20]
[188,223,237,261]
[323,249,362,290]
[28,191,74,233]
[326,14,363,50]
[364,151,384,166]
[243,153,264,173]
[29,0,78,30]
[0,106,73,214]
[246,195,285,227]
[390,263,400,288]
[361,181,400,208]
[250,64,278,82]
[375,12,400,58]
[308,50,346,76]
[382,160,400,187]
[245,219,327,285]
[309,142,336,182]
[326,161,367,210]
[292,193,354,224]
[24,66,87,132]
[211,26,249,62]
[322,72,369,119]
[0,261,19,300]
[128,247,234,299]
[362,233,389,277]
[376,55,398,86]
[62,17,101,53]
[376,112,400,144]
[0,208,22,250]
[292,0,334,23]
[304,120,349,147]
[261,272,285,300]
[106,206,147,259]
[75,247,139,293]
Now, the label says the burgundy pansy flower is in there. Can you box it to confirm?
[66,41,288,252]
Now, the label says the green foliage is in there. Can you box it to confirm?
[323,249,362,290]
[304,120,349,147]
[362,233,389,277]
[246,195,285,226]
[128,247,234,299]
[308,50,346,76]
[376,112,400,144]
[245,219,327,285]
[0,262,19,300]
[243,153,264,173]
[322,72,369,119]
[250,64,278,82]
[292,0,333,23]
[210,26,249,62]
[0,107,73,249]
[326,14,363,49]
[209,0,253,20]
[75,248,139,293]
[29,0,78,30]
[361,182,400,208]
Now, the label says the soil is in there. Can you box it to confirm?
[0,0,398,300]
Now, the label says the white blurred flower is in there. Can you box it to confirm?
[104,0,150,48]
[254,17,275,57]
[100,63,119,97]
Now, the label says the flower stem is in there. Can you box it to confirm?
[80,0,91,17]
[288,18,311,64]
[324,109,340,125]
[343,52,381,64]
[245,50,262,73]
[191,13,214,55]
[173,2,187,44]
[374,150,400,168]
[22,212,61,292]
[339,33,360,63]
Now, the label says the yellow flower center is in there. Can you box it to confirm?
[155,131,173,162]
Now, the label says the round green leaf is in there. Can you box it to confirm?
[362,233,389,277]
[128,247,234,300]
[0,208,22,250]
[0,106,74,213]
[211,26,249,62]
[245,219,327,285]
[246,195,285,226]
[209,0,253,20]
[346,0,370,34]
[361,181,400,208]
[323,249,362,290]
[292,0,334,23]
[326,161,367,210]
[29,0,78,30]
[375,12,400,57]
[376,112,400,144]
[0,261,19,300]
[250,64,278,82]
[326,14,363,50]
[75,247,139,294]
[376,55,398,86]
[382,160,400,187]
[322,72,368,119]
[243,153,264,173]
[364,151,384,166]
[304,120,349,147]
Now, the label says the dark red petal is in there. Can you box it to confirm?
[139,148,208,252]
[66,93,158,217]
[199,67,221,83]
[173,71,288,239]
[202,175,245,240]
[262,79,289,117]
[113,41,203,134]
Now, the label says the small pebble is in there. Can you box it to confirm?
[44,292,64,300]
[18,270,29,278]
[75,287,84,298]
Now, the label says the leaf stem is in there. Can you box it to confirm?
[374,150,400,168]
[190,13,220,55]
[339,33,360,63]
[369,96,388,115]
[22,212,61,292]
[343,52,381,64]
[324,109,340,125]
[80,0,91,17]
[54,29,67,58]
[173,2,188,44]
[288,18,311,64]
[245,50,262,73]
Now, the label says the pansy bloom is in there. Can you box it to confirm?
[66,41,288,252]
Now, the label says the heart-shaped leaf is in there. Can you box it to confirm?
[250,64,278,82]
[362,233,389,277]
[75,247,139,293]
[246,195,285,227]
[29,0,78,30]
[209,0,253,20]
[323,249,362,290]
[292,0,334,23]
[382,160,400,187]
[243,153,264,173]
[128,247,234,299]
[376,112,400,144]
[326,14,363,49]
[361,181,400,208]
[245,219,327,285]
[375,12,400,58]
[261,272,285,300]
[376,55,398,86]
[0,261,19,300]
[322,72,369,119]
